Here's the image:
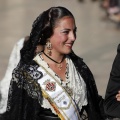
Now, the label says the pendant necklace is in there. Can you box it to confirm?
[61,62,73,96]
[61,81,73,96]
[43,51,64,70]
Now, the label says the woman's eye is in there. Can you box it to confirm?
[63,31,69,34]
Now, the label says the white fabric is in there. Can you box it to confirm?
[0,38,24,113]
[34,55,81,120]
[34,53,87,114]
[67,57,88,111]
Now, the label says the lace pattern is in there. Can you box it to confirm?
[0,38,24,113]
[6,62,43,111]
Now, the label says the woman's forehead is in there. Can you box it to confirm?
[54,16,76,28]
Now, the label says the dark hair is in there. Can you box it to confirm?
[20,6,75,64]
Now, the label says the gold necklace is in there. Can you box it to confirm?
[43,51,64,70]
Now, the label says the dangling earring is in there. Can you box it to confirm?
[46,41,52,56]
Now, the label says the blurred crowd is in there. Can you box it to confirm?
[78,0,120,29]
[100,0,120,28]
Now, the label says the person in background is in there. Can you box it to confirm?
[104,44,120,119]
[1,6,106,120]
[101,0,120,23]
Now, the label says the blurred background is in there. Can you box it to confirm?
[0,0,120,98]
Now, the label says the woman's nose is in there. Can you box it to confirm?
[69,32,76,41]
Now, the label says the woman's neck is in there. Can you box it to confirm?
[43,50,65,63]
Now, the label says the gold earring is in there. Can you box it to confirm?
[46,41,52,56]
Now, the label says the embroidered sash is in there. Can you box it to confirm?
[34,55,81,120]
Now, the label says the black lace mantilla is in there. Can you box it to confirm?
[7,61,43,112]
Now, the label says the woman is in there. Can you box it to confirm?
[104,44,120,119]
[1,6,106,120]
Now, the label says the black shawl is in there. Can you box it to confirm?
[0,52,106,120]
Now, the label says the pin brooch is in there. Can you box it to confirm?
[43,79,56,91]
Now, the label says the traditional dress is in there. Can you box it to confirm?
[1,51,106,120]
[33,53,88,120]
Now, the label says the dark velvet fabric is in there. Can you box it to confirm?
[104,44,120,118]
[0,52,106,120]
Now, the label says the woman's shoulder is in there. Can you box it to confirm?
[21,60,43,80]
[20,60,39,70]
[13,60,39,77]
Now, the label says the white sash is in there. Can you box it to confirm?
[34,55,81,120]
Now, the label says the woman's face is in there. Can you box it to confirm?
[49,16,76,55]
